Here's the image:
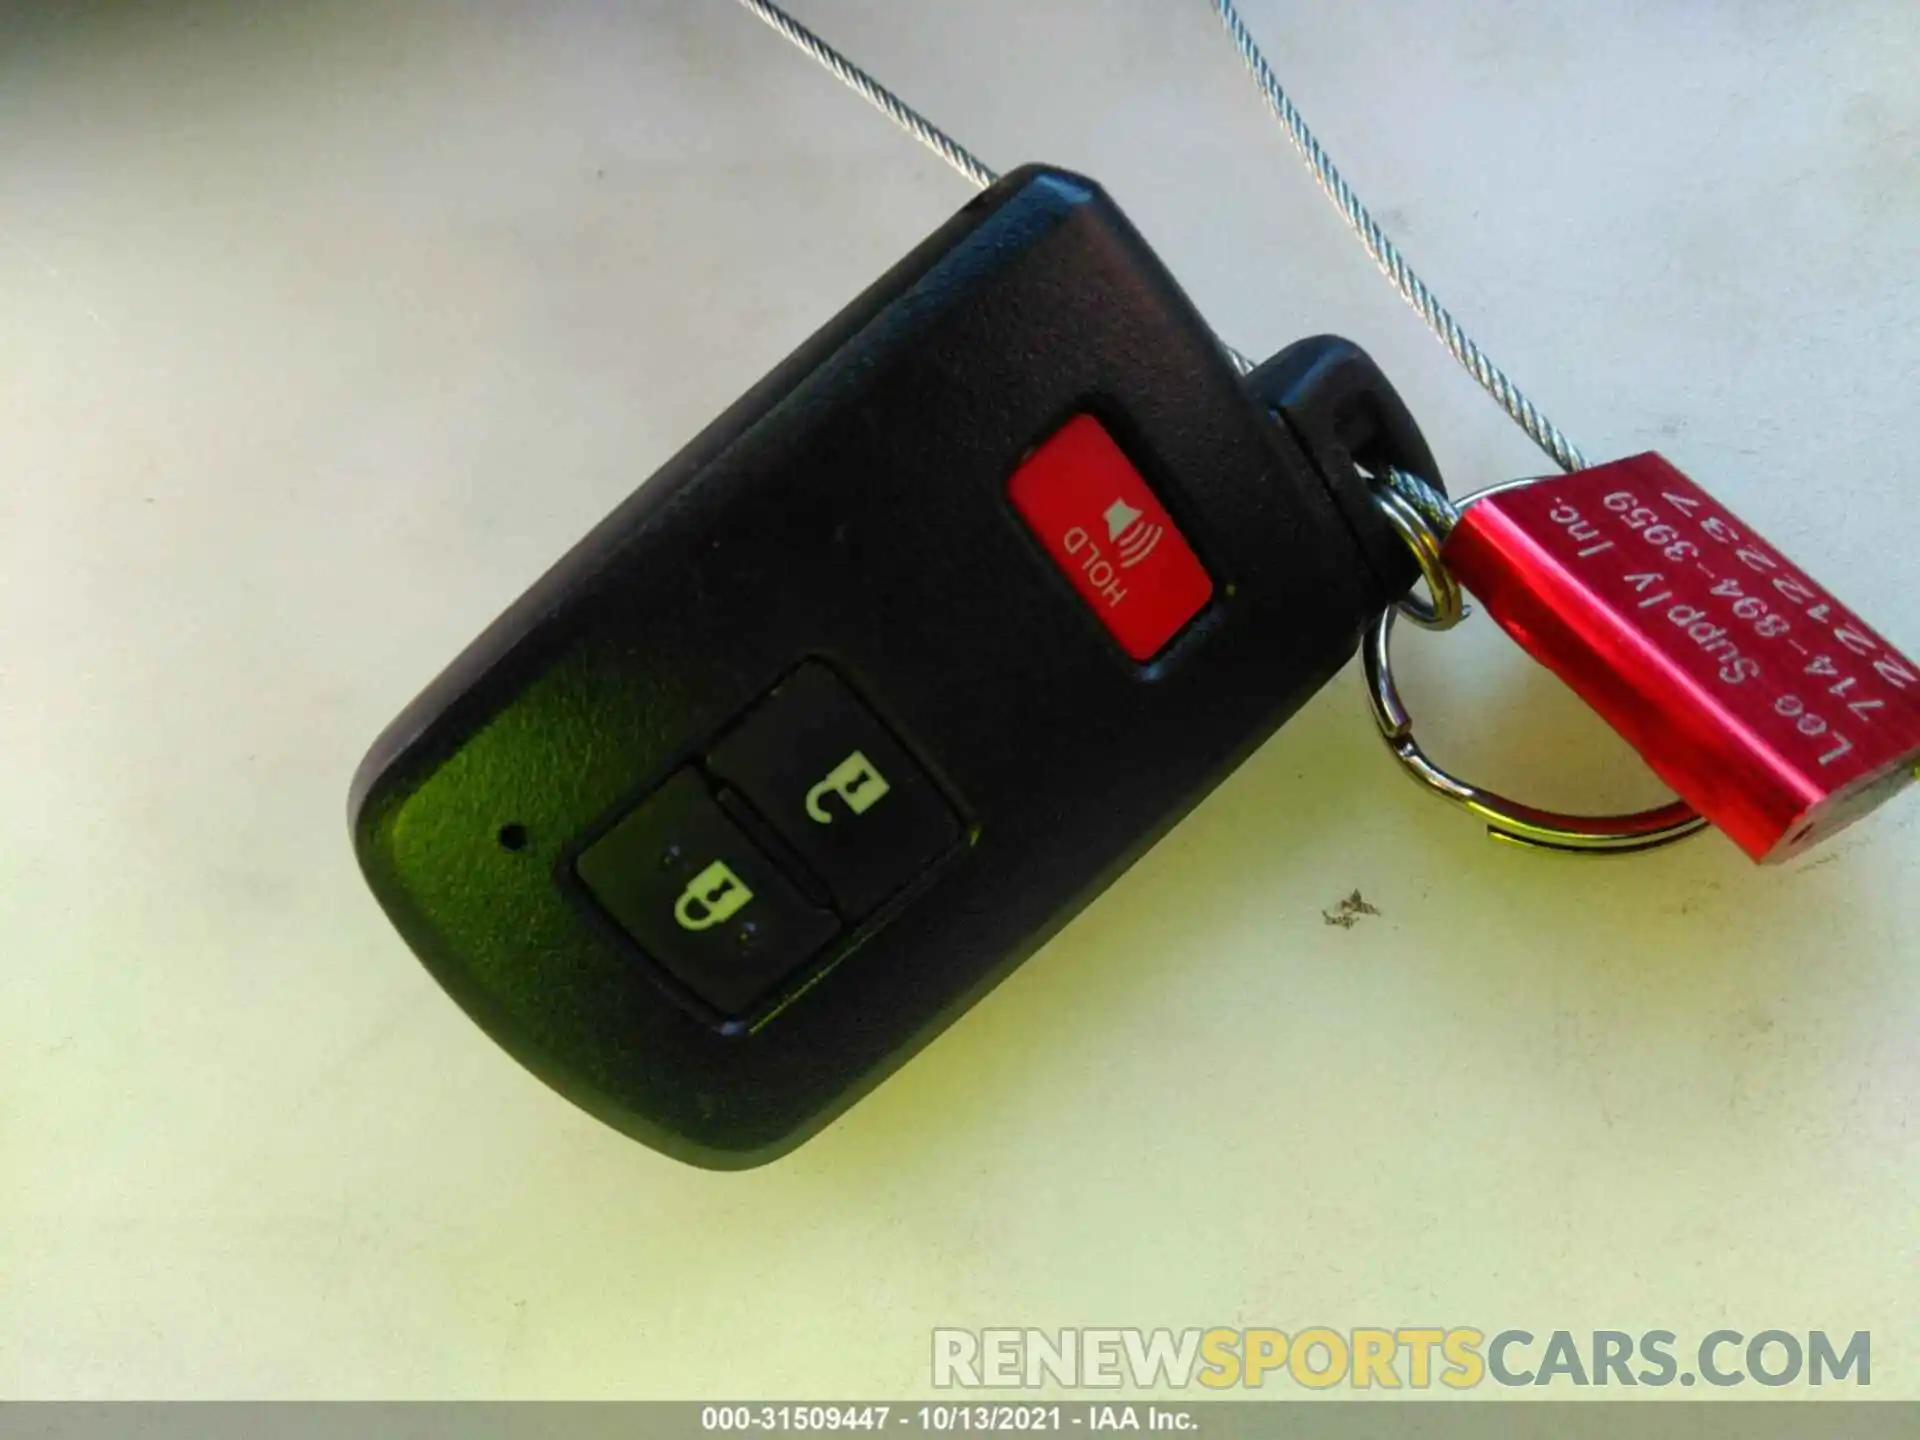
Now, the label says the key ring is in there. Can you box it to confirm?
[1371,480,1465,631]
[1365,473,1710,854]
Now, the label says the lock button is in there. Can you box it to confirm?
[709,663,962,917]
[574,768,838,1018]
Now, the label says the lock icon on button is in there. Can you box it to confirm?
[805,750,891,824]
[672,859,754,931]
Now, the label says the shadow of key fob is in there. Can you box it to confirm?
[350,164,1445,1168]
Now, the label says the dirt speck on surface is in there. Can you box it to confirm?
[1322,889,1382,929]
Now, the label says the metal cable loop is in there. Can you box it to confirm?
[733,0,1000,192]
[1380,465,1461,538]
[732,0,1267,376]
[735,0,1588,476]
[1207,0,1587,473]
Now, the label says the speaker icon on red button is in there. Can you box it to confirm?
[1104,499,1165,569]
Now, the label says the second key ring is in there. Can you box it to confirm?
[1371,476,1466,632]
[1363,469,1709,855]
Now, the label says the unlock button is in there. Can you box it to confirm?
[710,663,961,917]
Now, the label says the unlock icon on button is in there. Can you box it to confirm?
[805,750,891,824]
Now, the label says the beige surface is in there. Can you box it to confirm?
[2,0,1916,1400]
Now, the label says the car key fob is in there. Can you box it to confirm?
[350,164,1445,1168]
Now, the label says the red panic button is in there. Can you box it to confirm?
[1007,415,1214,660]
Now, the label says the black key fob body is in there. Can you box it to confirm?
[350,164,1443,1168]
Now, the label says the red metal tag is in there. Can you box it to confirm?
[1442,453,1920,863]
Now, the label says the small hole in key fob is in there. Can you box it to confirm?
[350,164,1440,1168]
